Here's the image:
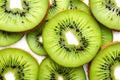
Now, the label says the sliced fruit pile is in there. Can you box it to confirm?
[2,0,120,80]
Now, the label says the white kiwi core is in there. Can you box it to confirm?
[65,31,79,46]
[10,0,23,10]
[58,75,64,80]
[4,72,15,80]
[114,66,120,80]
[116,0,120,7]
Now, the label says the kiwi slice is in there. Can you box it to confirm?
[46,0,70,20]
[89,43,120,80]
[38,58,86,80]
[0,48,38,80]
[42,10,101,67]
[0,0,48,32]
[100,24,113,46]
[26,25,47,56]
[0,31,24,46]
[69,0,90,13]
[90,0,120,30]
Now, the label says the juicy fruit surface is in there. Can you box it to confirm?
[100,25,113,46]
[38,58,86,80]
[26,26,47,56]
[0,0,48,32]
[0,48,38,80]
[90,0,120,30]
[90,43,120,80]
[0,31,24,46]
[42,10,101,67]
[47,0,70,20]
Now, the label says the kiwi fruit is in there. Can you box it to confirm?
[69,0,90,13]
[0,48,38,80]
[0,31,24,46]
[89,42,120,80]
[38,58,86,80]
[0,0,48,32]
[100,24,113,46]
[90,0,120,30]
[26,25,47,56]
[46,0,70,20]
[42,10,101,67]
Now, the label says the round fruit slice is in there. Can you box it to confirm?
[42,10,101,67]
[0,0,48,32]
[0,48,38,80]
[100,24,113,46]
[90,0,120,30]
[46,0,70,20]
[0,31,24,46]
[38,58,86,80]
[69,0,90,13]
[26,25,47,56]
[89,43,120,80]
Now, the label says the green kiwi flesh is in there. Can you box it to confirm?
[0,0,48,32]
[42,10,101,67]
[0,31,24,46]
[38,58,86,80]
[47,0,70,20]
[100,24,113,46]
[89,43,120,80]
[90,0,120,30]
[69,0,90,13]
[0,48,38,80]
[26,25,47,56]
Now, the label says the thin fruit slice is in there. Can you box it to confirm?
[38,58,86,80]
[26,25,47,56]
[0,48,38,80]
[89,43,120,80]
[0,31,24,46]
[90,0,120,30]
[42,10,101,67]
[47,0,70,20]
[69,0,90,13]
[100,24,113,46]
[0,0,48,32]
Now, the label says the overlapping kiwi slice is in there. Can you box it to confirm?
[89,43,120,80]
[90,0,120,30]
[26,25,47,56]
[0,48,38,80]
[100,24,113,46]
[0,0,48,32]
[42,10,101,67]
[0,31,24,46]
[69,0,90,13]
[38,58,86,80]
[46,0,70,20]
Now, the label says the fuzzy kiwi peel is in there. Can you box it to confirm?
[42,10,101,67]
[38,58,86,80]
[89,42,120,80]
[0,48,38,80]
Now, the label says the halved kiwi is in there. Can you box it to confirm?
[100,24,113,46]
[90,0,120,30]
[89,42,120,80]
[0,48,38,80]
[42,10,101,67]
[69,0,90,13]
[0,31,24,46]
[38,58,86,80]
[0,0,48,32]
[46,0,70,20]
[26,25,47,56]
